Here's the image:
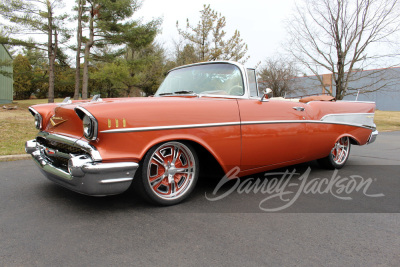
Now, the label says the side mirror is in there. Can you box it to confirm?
[260,88,273,102]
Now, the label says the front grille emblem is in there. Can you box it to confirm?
[50,116,67,127]
[45,148,57,156]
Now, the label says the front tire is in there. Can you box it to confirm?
[134,141,199,205]
[318,136,351,169]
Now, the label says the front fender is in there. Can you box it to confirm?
[93,126,241,174]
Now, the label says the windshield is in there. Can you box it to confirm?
[155,63,244,97]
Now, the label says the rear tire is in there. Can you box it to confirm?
[318,136,351,169]
[134,141,199,205]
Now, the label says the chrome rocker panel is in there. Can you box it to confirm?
[25,134,138,196]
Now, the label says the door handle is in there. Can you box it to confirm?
[293,107,305,111]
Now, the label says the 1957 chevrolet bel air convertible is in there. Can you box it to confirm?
[25,61,378,205]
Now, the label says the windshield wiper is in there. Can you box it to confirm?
[173,90,195,94]
[158,90,196,96]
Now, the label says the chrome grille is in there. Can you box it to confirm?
[36,137,85,154]
[36,137,90,171]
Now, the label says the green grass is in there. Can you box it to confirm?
[0,99,63,156]
[0,99,399,156]
[374,110,400,132]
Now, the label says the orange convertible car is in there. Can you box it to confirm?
[26,61,378,205]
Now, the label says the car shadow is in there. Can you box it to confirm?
[37,160,324,214]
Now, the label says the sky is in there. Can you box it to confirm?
[133,0,296,67]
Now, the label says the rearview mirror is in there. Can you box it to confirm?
[260,88,273,102]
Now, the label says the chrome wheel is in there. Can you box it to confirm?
[318,136,351,169]
[331,136,350,165]
[143,142,198,203]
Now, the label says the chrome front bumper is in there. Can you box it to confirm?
[25,133,139,196]
[367,129,379,144]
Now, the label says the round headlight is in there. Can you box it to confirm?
[83,115,93,138]
[34,113,42,129]
[76,107,98,141]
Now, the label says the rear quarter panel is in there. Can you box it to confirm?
[303,101,375,160]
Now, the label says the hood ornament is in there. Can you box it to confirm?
[50,116,67,127]
[59,97,72,106]
[91,94,102,102]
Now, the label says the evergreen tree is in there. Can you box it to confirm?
[13,54,33,100]
[0,0,70,103]
[79,0,160,99]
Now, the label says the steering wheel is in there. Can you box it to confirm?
[228,85,243,96]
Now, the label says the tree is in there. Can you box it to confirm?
[258,58,298,97]
[175,43,198,66]
[176,4,249,63]
[22,45,50,99]
[53,61,75,98]
[92,43,166,97]
[286,0,400,99]
[91,62,122,97]
[13,54,33,99]
[79,0,159,99]
[22,41,47,68]
[33,64,50,99]
[74,0,84,100]
[130,43,166,96]
[0,26,17,57]
[0,0,69,103]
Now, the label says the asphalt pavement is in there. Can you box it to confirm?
[0,132,399,266]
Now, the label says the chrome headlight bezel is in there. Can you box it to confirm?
[75,107,98,141]
[83,115,94,139]
[29,107,42,130]
[34,113,42,129]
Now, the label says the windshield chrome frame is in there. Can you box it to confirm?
[157,61,251,99]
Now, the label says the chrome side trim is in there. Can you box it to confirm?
[243,120,375,129]
[101,122,240,133]
[101,119,375,133]
[320,113,375,129]
[308,120,375,129]
[242,120,302,125]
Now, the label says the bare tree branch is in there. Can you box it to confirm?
[285,0,400,99]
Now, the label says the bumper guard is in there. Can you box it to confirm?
[25,135,138,196]
[367,129,378,144]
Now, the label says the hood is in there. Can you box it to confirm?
[32,96,240,140]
